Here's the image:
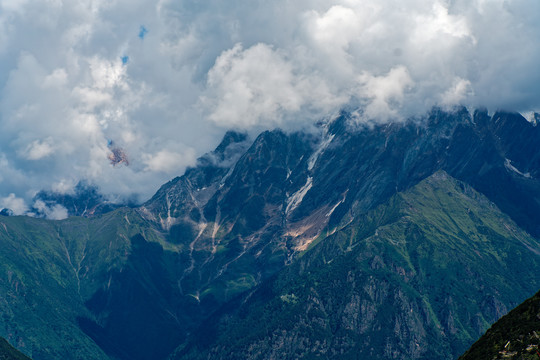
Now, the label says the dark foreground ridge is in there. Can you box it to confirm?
[0,338,31,360]
[460,289,540,360]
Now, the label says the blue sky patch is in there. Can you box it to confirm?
[121,55,129,65]
[139,25,148,39]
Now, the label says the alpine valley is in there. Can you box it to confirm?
[0,108,539,360]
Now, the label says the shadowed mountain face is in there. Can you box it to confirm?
[0,108,539,359]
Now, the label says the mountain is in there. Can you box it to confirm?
[459,289,540,360]
[139,108,540,344]
[0,337,31,360]
[143,109,539,296]
[0,108,539,359]
[173,171,540,360]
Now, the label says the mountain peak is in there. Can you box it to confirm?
[214,130,248,154]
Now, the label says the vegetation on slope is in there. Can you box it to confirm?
[0,208,164,359]
[175,172,540,360]
[2,109,540,359]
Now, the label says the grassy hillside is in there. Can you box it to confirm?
[0,168,538,360]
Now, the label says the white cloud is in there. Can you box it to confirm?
[51,179,77,195]
[142,149,197,173]
[0,0,537,207]
[204,43,342,128]
[0,193,28,215]
[307,5,364,56]
[357,66,414,121]
[33,199,68,220]
[440,78,473,108]
[413,2,473,44]
[42,68,68,88]
[22,138,54,160]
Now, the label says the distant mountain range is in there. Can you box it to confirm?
[31,181,126,218]
[0,108,538,359]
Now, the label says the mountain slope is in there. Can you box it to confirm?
[0,208,178,360]
[175,172,540,360]
[459,290,540,360]
[139,130,317,318]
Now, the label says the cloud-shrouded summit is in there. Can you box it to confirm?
[0,0,538,216]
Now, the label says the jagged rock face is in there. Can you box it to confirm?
[138,109,540,321]
[137,109,540,358]
[139,130,316,306]
[443,110,540,237]
[299,108,540,237]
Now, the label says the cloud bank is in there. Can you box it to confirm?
[0,0,538,214]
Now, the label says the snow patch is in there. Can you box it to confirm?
[219,164,236,188]
[326,191,348,217]
[504,158,531,178]
[308,133,335,171]
[159,192,177,231]
[285,176,313,215]
[286,168,292,180]
[466,106,476,121]
[326,200,343,217]
[520,111,539,126]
